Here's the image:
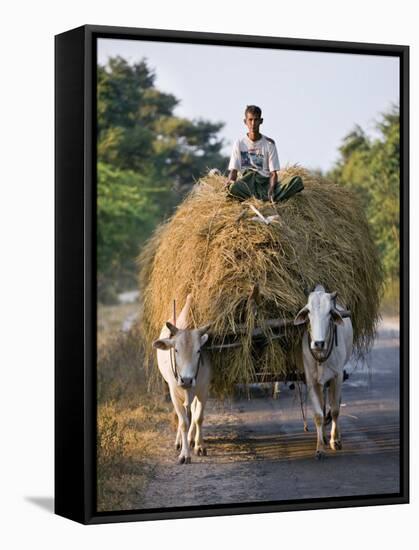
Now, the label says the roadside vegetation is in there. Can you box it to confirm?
[327,105,400,315]
[97,308,172,511]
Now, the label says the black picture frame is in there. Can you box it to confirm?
[55,24,409,525]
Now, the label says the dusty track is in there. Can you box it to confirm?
[141,319,400,509]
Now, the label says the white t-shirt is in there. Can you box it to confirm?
[228,134,280,177]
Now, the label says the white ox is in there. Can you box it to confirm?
[294,285,353,459]
[152,295,211,464]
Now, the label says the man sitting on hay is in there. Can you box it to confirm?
[226,105,304,203]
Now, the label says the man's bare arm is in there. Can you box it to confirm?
[268,171,278,201]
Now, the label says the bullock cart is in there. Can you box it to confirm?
[139,166,382,398]
[205,305,351,382]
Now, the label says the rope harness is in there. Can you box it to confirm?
[307,318,338,364]
[169,347,178,381]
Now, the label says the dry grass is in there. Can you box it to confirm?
[138,166,383,395]
[97,322,145,405]
[96,317,172,511]
[97,399,172,511]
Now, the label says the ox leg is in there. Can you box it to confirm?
[171,395,191,464]
[329,373,343,451]
[175,426,182,451]
[187,399,197,448]
[309,382,326,459]
[190,396,208,456]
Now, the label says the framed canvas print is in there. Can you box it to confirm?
[55,25,409,524]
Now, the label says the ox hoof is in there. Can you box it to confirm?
[331,440,342,451]
[315,450,326,461]
[178,455,191,464]
[194,446,207,457]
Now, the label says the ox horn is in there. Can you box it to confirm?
[166,321,179,335]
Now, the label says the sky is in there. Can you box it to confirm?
[98,38,399,173]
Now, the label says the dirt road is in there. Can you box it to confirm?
[141,319,400,509]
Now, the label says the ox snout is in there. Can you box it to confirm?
[179,376,193,388]
[313,340,325,350]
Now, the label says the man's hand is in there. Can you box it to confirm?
[225,169,238,188]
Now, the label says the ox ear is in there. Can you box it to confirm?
[331,308,344,325]
[294,306,309,326]
[152,338,174,351]
[200,334,209,347]
[197,324,211,347]
[198,324,211,335]
[166,322,179,336]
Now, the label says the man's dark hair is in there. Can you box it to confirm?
[245,105,262,118]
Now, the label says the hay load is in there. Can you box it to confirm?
[138,166,383,395]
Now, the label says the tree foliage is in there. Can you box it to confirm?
[97,57,228,299]
[97,56,227,185]
[97,162,163,298]
[328,105,400,281]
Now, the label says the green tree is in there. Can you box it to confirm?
[97,56,228,299]
[97,162,165,300]
[97,56,227,187]
[329,105,400,280]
